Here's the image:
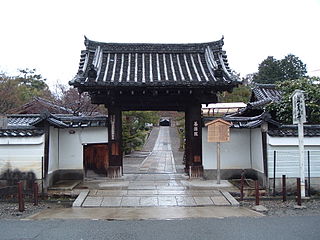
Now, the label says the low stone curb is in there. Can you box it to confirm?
[221,191,240,206]
[72,191,89,207]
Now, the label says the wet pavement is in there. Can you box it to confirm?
[73,127,239,208]
[140,126,176,173]
[35,127,250,219]
[75,173,239,208]
[27,206,262,220]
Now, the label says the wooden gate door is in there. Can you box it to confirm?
[84,144,109,174]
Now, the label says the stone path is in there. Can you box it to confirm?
[74,126,239,208]
[75,173,238,207]
[139,127,176,173]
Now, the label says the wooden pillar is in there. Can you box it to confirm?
[184,108,191,173]
[185,103,203,177]
[107,106,123,177]
[43,122,50,192]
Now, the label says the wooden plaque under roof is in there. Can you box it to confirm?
[205,119,231,142]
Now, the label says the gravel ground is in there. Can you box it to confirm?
[0,201,68,219]
[241,198,320,217]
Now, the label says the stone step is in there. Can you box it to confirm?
[80,195,233,208]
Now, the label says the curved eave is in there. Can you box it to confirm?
[70,78,238,89]
[70,37,240,90]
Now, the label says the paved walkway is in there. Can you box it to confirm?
[139,127,176,173]
[73,126,239,208]
[28,206,262,220]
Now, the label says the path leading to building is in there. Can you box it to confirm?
[71,126,239,209]
[139,127,176,173]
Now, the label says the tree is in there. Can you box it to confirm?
[218,85,251,103]
[280,54,307,80]
[54,84,105,115]
[16,68,52,102]
[0,69,53,113]
[0,74,22,113]
[253,54,307,84]
[267,77,320,124]
[253,56,283,84]
[122,111,159,154]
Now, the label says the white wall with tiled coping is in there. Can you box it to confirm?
[0,135,44,179]
[267,135,320,179]
[202,127,264,173]
[0,127,108,181]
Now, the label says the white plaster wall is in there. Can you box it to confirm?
[58,127,108,170]
[267,135,320,178]
[202,128,251,170]
[48,127,59,173]
[268,136,320,146]
[251,128,264,173]
[0,135,44,179]
[79,127,108,143]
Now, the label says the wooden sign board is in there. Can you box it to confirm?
[205,119,231,142]
[292,90,306,124]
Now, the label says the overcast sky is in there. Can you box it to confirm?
[1,0,319,89]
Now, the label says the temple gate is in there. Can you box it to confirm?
[70,36,238,177]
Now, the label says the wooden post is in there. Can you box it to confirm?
[33,182,39,206]
[307,151,311,197]
[43,122,50,192]
[255,180,260,206]
[107,106,123,177]
[185,103,203,177]
[240,171,244,201]
[297,178,301,206]
[273,151,276,196]
[292,90,306,198]
[184,107,191,172]
[205,119,231,183]
[18,182,25,212]
[298,122,305,198]
[216,142,221,184]
[282,175,287,202]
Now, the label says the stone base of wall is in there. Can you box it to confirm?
[47,169,83,187]
[204,168,266,186]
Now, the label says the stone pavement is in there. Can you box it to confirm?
[27,206,262,220]
[135,126,176,173]
[31,126,251,220]
[73,126,239,208]
[75,174,238,208]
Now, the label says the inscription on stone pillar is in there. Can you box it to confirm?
[110,115,115,140]
[193,121,199,137]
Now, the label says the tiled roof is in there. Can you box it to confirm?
[70,36,240,88]
[8,115,41,127]
[0,129,44,137]
[223,112,278,128]
[49,115,107,128]
[268,125,320,137]
[0,114,108,137]
[9,97,74,114]
[203,109,280,129]
[249,84,281,108]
